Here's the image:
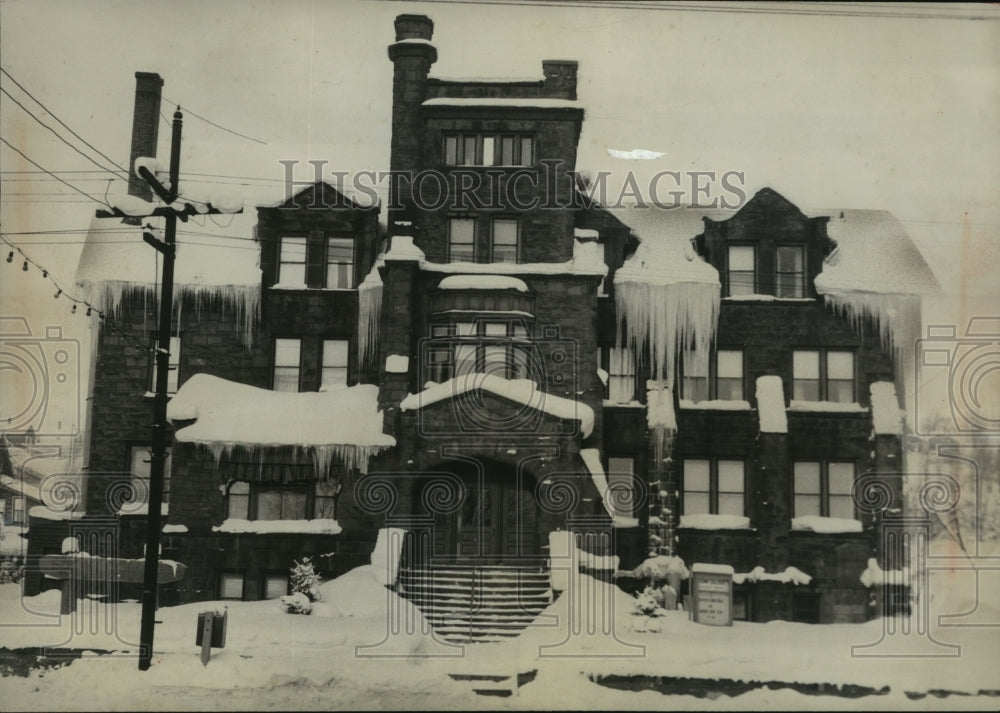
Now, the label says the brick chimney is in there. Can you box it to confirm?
[387,15,436,218]
[127,72,164,200]
[542,60,578,100]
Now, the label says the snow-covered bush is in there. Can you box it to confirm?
[0,556,24,584]
[290,557,322,602]
[279,591,313,615]
[633,587,668,618]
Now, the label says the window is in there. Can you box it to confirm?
[776,246,806,298]
[273,338,301,392]
[727,245,755,296]
[321,340,349,390]
[226,480,341,521]
[219,572,245,600]
[607,457,636,515]
[443,133,534,167]
[605,347,636,403]
[128,444,173,506]
[12,497,25,525]
[150,336,181,393]
[681,349,744,402]
[793,350,855,403]
[448,218,476,262]
[227,481,250,519]
[263,574,289,600]
[793,461,856,518]
[491,219,519,263]
[682,459,745,516]
[427,320,531,381]
[278,236,307,286]
[326,237,354,289]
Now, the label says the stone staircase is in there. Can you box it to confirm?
[396,563,552,644]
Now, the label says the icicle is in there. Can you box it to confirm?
[820,291,921,360]
[81,281,261,346]
[198,440,388,480]
[615,281,720,384]
[357,260,384,366]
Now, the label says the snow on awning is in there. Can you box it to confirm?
[399,373,594,438]
[167,374,395,475]
[437,275,529,292]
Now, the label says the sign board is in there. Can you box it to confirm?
[690,562,734,626]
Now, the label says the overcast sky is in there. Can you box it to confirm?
[1,0,998,436]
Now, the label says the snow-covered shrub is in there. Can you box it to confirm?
[0,556,24,584]
[633,587,668,618]
[290,557,322,602]
[280,591,313,615]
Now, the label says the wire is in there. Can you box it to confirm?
[0,233,153,353]
[0,67,129,174]
[0,138,112,208]
[162,94,267,145]
[0,87,127,180]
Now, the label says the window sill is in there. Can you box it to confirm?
[602,399,645,408]
[143,391,175,399]
[211,518,342,535]
[678,399,752,411]
[677,514,752,530]
[787,401,867,413]
[268,284,356,292]
[722,295,815,303]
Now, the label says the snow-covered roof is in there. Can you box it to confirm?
[166,374,395,475]
[816,210,938,296]
[399,373,594,438]
[610,205,722,287]
[437,275,529,292]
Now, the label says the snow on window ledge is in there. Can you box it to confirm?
[678,514,752,530]
[211,518,342,535]
[602,399,645,408]
[162,524,189,534]
[385,355,409,374]
[722,295,815,303]
[733,566,812,586]
[788,400,868,413]
[679,399,752,411]
[791,515,864,534]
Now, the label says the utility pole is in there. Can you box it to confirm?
[137,107,181,671]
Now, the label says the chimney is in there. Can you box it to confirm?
[127,72,164,200]
[387,15,436,218]
[542,60,578,100]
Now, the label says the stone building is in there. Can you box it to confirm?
[27,14,937,634]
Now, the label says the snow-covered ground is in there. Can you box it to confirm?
[2,545,998,711]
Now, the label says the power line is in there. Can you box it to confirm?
[0,87,127,180]
[161,94,267,145]
[0,233,153,353]
[0,138,112,208]
[0,67,129,174]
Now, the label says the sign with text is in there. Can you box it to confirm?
[690,563,734,626]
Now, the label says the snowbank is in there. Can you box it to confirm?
[870,381,904,435]
[370,527,406,586]
[755,375,788,433]
[792,516,864,534]
[678,514,751,530]
[437,275,529,292]
[167,374,395,475]
[399,374,594,438]
[211,518,342,535]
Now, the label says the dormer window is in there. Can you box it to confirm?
[776,246,806,298]
[278,236,307,287]
[443,133,534,167]
[727,245,755,296]
[326,237,354,289]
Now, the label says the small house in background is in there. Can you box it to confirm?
[26,14,937,633]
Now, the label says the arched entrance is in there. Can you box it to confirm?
[419,459,541,564]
